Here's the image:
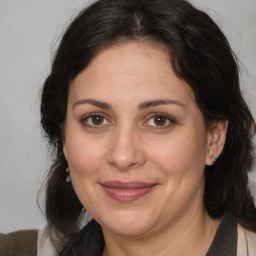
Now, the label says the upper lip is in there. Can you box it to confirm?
[100,181,156,189]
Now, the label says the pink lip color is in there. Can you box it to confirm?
[100,181,156,202]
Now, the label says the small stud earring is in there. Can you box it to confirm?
[66,168,71,182]
[212,154,217,163]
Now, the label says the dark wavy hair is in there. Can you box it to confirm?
[41,0,256,251]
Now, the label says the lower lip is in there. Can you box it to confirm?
[101,185,156,202]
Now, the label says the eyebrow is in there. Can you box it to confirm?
[73,99,112,110]
[73,98,186,110]
[138,99,186,110]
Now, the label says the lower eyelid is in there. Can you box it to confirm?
[143,115,175,128]
[81,114,112,127]
[81,113,175,128]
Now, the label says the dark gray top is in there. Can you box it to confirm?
[206,212,237,255]
[61,212,237,256]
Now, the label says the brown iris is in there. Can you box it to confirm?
[153,116,167,126]
[91,115,104,125]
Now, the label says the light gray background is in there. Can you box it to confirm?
[0,0,255,233]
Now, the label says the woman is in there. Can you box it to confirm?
[40,0,256,255]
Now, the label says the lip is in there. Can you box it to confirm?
[100,181,157,202]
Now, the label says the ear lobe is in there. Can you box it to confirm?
[205,120,228,166]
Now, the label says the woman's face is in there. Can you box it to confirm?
[63,41,219,237]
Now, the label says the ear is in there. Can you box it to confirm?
[205,120,228,166]
[61,123,67,160]
[63,145,67,160]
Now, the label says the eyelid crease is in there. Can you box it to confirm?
[81,112,112,127]
[147,112,176,121]
[80,112,177,130]
[143,112,177,128]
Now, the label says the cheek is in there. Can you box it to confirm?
[64,136,106,213]
[150,131,207,211]
[148,127,207,177]
[65,135,106,177]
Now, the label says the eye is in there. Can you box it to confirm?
[82,114,111,127]
[144,114,175,128]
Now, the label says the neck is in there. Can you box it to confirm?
[102,209,220,256]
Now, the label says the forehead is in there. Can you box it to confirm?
[69,41,195,106]
[84,40,171,78]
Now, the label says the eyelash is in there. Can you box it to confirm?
[81,113,176,129]
[143,113,176,129]
[81,113,112,128]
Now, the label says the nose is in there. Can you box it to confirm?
[107,126,146,170]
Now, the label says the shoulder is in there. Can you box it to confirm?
[237,224,256,256]
[37,225,56,256]
[0,230,37,256]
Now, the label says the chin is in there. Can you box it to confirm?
[97,209,157,237]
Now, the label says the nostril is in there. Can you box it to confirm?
[107,145,146,170]
[107,129,146,170]
[107,153,137,170]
